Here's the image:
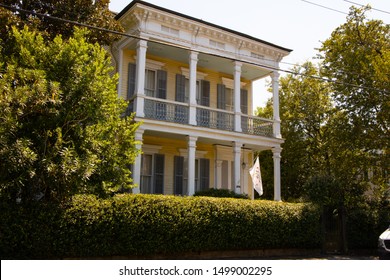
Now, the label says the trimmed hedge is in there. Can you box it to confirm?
[194,188,249,199]
[0,194,321,259]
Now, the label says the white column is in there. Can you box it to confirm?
[132,128,144,194]
[271,71,281,138]
[189,51,198,125]
[135,39,148,118]
[272,146,282,201]
[187,135,197,195]
[233,141,242,194]
[234,61,242,132]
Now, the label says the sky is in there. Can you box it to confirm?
[108,0,390,110]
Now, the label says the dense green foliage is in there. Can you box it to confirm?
[257,7,389,207]
[0,27,140,203]
[0,0,123,46]
[257,62,334,201]
[194,188,248,199]
[319,6,389,153]
[0,194,321,259]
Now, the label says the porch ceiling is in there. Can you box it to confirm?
[147,41,271,81]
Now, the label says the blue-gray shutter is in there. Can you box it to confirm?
[157,70,167,99]
[127,63,136,99]
[174,156,184,195]
[241,89,248,114]
[200,80,210,106]
[240,89,249,132]
[175,74,186,102]
[199,158,210,191]
[154,154,165,194]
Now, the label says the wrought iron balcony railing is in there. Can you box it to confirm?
[130,97,274,138]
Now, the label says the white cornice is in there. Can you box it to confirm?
[124,5,290,59]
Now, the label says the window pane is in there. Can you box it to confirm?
[141,176,152,193]
[141,154,152,175]
[141,154,152,193]
[145,69,155,97]
[226,88,233,111]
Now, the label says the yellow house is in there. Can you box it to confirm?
[111,0,291,200]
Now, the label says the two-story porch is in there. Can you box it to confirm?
[113,0,291,200]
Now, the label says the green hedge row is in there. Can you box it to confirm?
[0,194,321,259]
[194,188,249,199]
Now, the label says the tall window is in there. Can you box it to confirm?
[141,154,165,194]
[174,156,209,195]
[195,158,210,192]
[141,154,153,193]
[217,84,234,111]
[144,69,156,97]
[144,69,167,99]
[127,63,167,100]
[175,74,207,104]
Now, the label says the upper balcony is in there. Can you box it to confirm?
[127,96,274,137]
[113,1,291,140]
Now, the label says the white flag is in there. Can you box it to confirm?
[249,157,263,196]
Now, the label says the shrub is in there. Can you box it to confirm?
[0,194,321,259]
[194,188,248,199]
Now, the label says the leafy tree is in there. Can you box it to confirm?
[0,0,123,45]
[257,62,334,200]
[319,5,389,204]
[0,27,140,204]
[319,5,389,157]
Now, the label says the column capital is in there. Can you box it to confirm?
[270,70,280,80]
[272,146,282,156]
[232,141,242,150]
[137,39,148,49]
[189,51,199,60]
[187,135,198,145]
[135,128,144,141]
[233,61,243,72]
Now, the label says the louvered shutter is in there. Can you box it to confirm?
[157,70,167,99]
[241,89,248,114]
[174,156,184,195]
[200,80,210,106]
[127,63,136,99]
[154,154,165,194]
[199,158,210,191]
[175,74,186,102]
